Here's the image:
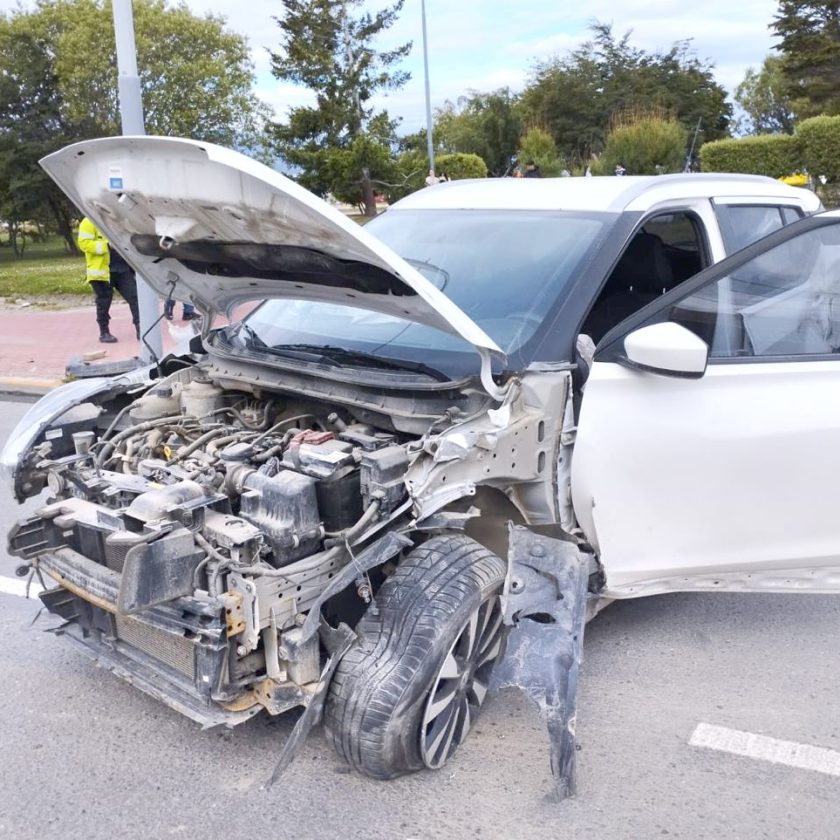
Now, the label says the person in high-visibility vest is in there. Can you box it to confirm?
[77,217,140,343]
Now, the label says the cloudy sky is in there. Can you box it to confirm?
[2,0,782,131]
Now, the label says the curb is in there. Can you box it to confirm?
[0,376,62,399]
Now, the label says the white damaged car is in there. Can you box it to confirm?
[2,137,835,794]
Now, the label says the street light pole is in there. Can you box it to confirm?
[113,0,162,362]
[421,0,435,176]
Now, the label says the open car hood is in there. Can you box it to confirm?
[40,136,503,358]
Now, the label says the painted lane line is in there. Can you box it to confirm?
[690,722,840,778]
[0,575,43,598]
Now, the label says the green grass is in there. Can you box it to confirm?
[0,234,86,297]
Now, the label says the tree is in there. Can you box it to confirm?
[270,0,411,216]
[733,56,797,135]
[434,89,522,176]
[0,17,82,253]
[49,0,271,152]
[0,0,271,251]
[773,1,840,117]
[520,24,731,166]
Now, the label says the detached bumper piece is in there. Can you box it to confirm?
[491,526,590,800]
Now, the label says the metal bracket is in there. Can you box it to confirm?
[227,576,258,651]
[490,524,590,800]
[219,589,246,637]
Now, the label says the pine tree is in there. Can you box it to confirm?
[270,0,411,216]
[773,1,840,116]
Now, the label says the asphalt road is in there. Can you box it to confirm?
[1,396,839,840]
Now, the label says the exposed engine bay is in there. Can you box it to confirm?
[9,364,436,725]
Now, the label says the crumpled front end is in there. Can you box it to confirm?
[7,365,422,728]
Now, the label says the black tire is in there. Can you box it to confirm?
[323,534,506,779]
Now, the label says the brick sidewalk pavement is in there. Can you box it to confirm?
[0,300,188,386]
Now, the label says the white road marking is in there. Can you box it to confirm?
[690,722,840,778]
[0,575,43,598]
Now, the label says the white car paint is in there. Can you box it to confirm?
[572,357,840,596]
[393,173,822,214]
[623,322,708,376]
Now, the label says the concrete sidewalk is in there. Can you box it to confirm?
[0,300,189,393]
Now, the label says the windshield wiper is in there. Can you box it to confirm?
[233,326,340,366]
[269,343,451,382]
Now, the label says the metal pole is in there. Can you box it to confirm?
[113,0,162,362]
[421,0,435,176]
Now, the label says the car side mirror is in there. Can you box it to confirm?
[622,322,709,378]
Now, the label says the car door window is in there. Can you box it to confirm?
[670,224,840,358]
[715,204,804,253]
[581,211,708,343]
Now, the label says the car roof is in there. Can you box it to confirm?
[391,174,822,214]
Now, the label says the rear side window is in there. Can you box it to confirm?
[716,204,804,253]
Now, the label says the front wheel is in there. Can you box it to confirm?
[323,534,506,779]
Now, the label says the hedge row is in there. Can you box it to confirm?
[700,115,840,181]
[699,134,802,179]
[797,116,840,181]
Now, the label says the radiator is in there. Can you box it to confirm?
[114,615,196,679]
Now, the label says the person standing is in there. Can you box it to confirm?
[425,169,439,187]
[77,216,140,343]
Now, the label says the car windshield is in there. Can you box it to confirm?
[236,209,613,376]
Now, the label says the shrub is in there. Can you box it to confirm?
[434,152,487,180]
[797,115,840,182]
[517,127,564,176]
[601,117,686,175]
[699,134,802,179]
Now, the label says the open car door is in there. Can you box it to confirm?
[571,212,840,597]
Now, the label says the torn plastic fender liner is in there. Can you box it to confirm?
[490,525,590,800]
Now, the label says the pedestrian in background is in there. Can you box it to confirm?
[77,216,140,343]
[164,299,199,321]
[425,169,439,187]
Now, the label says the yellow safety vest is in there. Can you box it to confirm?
[77,217,110,283]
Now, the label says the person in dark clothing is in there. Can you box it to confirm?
[103,249,141,340]
[523,159,543,178]
[78,216,140,343]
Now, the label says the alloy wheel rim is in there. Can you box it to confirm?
[419,594,504,769]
